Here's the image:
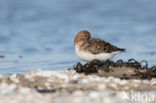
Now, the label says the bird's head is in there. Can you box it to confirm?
[74,30,91,45]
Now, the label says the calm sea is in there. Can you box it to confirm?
[0,0,155,75]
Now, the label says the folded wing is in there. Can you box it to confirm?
[86,38,125,54]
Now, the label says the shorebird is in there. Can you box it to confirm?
[74,30,125,62]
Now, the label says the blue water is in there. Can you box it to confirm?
[0,0,155,75]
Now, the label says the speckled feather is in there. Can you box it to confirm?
[84,38,125,54]
[74,30,125,61]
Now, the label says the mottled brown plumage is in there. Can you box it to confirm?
[87,38,125,54]
[75,30,125,54]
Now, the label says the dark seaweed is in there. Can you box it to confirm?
[73,59,156,80]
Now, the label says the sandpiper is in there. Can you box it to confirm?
[74,30,125,62]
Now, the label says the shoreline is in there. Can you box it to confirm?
[0,70,156,103]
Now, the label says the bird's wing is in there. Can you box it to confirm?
[86,38,125,54]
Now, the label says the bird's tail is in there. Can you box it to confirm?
[111,48,125,55]
[119,48,126,52]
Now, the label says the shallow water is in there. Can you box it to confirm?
[0,0,155,75]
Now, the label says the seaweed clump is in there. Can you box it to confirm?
[73,59,156,80]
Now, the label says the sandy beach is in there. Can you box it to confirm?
[0,70,156,103]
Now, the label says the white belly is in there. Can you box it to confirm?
[75,45,119,62]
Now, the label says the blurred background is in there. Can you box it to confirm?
[0,0,155,75]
